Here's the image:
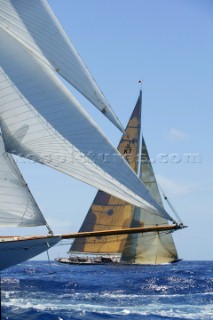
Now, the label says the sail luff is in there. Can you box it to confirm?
[0,0,124,132]
[0,28,172,220]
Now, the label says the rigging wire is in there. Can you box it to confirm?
[158,184,184,225]
[46,244,56,274]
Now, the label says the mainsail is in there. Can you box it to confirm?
[0,0,124,132]
[70,92,142,254]
[0,26,172,221]
[69,91,178,264]
[121,138,178,264]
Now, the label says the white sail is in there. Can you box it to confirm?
[0,135,46,227]
[0,0,124,132]
[0,28,172,221]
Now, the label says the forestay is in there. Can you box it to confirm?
[0,28,172,221]
[0,0,124,132]
[0,135,46,227]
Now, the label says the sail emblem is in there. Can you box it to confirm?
[124,143,132,154]
[124,143,133,164]
[107,209,114,216]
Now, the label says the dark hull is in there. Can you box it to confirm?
[55,257,182,266]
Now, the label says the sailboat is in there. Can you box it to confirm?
[56,91,184,265]
[0,1,180,271]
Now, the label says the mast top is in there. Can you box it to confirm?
[138,80,143,91]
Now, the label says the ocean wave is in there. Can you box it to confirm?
[3,296,213,318]
[2,261,213,320]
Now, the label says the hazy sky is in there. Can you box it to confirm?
[10,0,213,261]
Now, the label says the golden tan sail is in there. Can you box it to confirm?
[70,92,142,254]
[69,90,180,264]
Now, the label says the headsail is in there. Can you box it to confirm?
[0,0,124,132]
[70,93,142,254]
[0,135,46,227]
[0,29,172,221]
[121,138,178,264]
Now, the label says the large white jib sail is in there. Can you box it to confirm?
[0,0,124,132]
[0,1,173,222]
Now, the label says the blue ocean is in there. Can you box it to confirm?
[1,261,213,320]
